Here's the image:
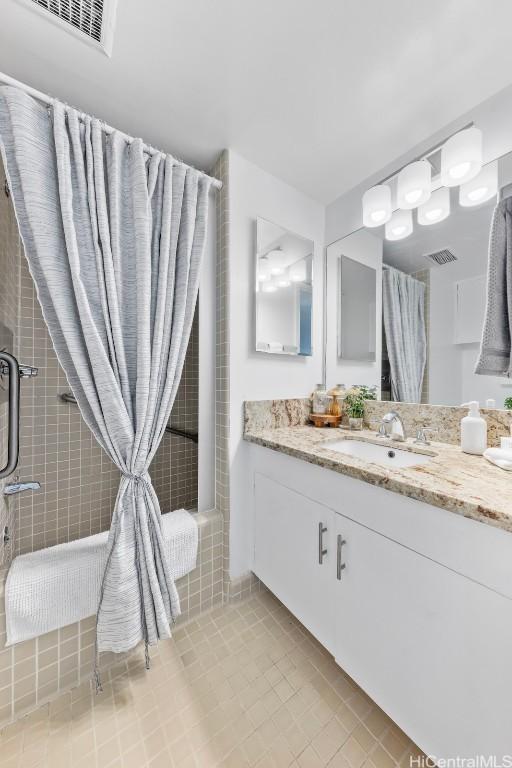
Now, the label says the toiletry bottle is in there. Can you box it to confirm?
[486,398,496,409]
[460,401,487,455]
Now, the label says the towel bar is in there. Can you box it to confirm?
[59,392,198,443]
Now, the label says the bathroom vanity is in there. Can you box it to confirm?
[244,408,512,761]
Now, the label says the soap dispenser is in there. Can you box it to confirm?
[460,401,487,455]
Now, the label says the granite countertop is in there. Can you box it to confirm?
[244,424,512,534]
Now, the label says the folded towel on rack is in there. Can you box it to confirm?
[5,509,198,646]
[483,447,512,471]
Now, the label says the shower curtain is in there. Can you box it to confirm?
[0,87,213,663]
[382,266,426,403]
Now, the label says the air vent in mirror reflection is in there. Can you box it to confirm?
[424,248,457,266]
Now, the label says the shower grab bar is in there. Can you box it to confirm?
[0,352,20,480]
[59,392,199,444]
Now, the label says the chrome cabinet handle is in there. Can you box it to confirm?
[337,534,346,580]
[318,522,327,564]
[0,352,20,480]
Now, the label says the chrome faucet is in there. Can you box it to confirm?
[4,479,41,496]
[381,411,406,442]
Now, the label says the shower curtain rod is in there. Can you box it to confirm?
[0,71,223,190]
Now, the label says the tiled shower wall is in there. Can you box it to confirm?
[0,158,219,727]
[0,172,20,570]
[151,309,199,513]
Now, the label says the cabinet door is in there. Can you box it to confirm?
[253,473,335,652]
[334,513,512,759]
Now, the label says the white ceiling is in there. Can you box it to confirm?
[3,0,512,203]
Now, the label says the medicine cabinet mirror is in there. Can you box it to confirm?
[255,217,313,356]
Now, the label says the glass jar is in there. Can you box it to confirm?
[312,384,332,415]
[328,384,346,417]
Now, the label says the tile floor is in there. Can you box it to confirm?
[0,592,424,768]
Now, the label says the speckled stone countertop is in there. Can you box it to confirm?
[244,421,512,535]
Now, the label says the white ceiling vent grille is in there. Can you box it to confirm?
[20,0,117,55]
[424,249,458,266]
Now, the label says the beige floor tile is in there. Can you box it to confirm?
[0,593,421,768]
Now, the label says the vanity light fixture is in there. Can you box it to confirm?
[269,248,286,276]
[459,161,498,207]
[385,209,413,241]
[418,186,450,225]
[261,281,278,293]
[396,160,431,209]
[441,126,483,187]
[362,185,392,228]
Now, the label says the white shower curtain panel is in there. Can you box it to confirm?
[0,87,212,662]
[382,266,426,403]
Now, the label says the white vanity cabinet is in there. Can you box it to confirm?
[254,473,336,651]
[250,444,512,760]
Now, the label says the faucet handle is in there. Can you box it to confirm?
[369,420,388,438]
[414,427,436,446]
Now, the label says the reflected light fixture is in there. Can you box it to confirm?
[441,126,482,187]
[459,161,498,207]
[269,248,286,275]
[362,185,392,227]
[418,187,450,225]
[397,160,431,209]
[261,281,278,293]
[276,269,291,288]
[257,255,271,282]
[289,259,307,283]
[385,209,413,241]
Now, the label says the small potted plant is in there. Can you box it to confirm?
[344,385,377,429]
[345,389,366,430]
[505,397,512,410]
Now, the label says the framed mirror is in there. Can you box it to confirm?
[255,217,313,356]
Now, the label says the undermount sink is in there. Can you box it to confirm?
[323,438,433,468]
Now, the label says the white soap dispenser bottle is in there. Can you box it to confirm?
[460,401,487,455]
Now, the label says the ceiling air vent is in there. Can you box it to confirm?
[424,249,458,266]
[21,0,118,56]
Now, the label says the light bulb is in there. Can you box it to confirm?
[385,210,412,241]
[262,282,277,293]
[441,126,483,187]
[397,161,431,209]
[418,187,450,225]
[425,208,442,221]
[362,185,392,228]
[405,189,422,204]
[370,209,387,223]
[467,186,488,202]
[276,275,291,288]
[449,161,471,180]
[459,161,497,207]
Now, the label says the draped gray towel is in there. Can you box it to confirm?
[475,197,512,378]
[0,86,212,659]
[382,266,426,403]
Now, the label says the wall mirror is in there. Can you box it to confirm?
[326,147,512,409]
[338,255,377,362]
[255,217,313,356]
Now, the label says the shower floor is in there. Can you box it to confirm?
[0,592,423,768]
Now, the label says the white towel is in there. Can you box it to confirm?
[5,509,198,646]
[483,447,512,471]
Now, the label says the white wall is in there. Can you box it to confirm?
[228,150,325,577]
[325,229,382,391]
[197,188,216,513]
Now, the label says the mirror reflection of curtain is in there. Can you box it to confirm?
[382,266,426,403]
